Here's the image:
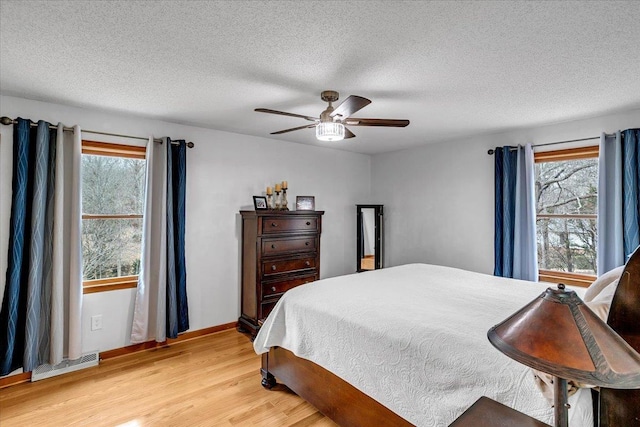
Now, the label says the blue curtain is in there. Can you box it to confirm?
[621,129,640,257]
[0,119,56,375]
[494,144,538,280]
[598,129,640,273]
[494,147,516,277]
[166,139,189,339]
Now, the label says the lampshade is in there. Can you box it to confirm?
[316,122,345,141]
[487,284,640,388]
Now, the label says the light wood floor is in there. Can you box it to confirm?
[0,329,338,426]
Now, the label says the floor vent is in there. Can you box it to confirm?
[31,352,99,381]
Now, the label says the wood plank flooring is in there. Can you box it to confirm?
[0,329,338,426]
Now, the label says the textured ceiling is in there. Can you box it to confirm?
[1,1,639,154]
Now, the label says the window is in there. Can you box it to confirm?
[535,146,599,287]
[82,141,146,293]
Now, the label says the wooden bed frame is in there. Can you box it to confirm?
[260,249,640,427]
[599,247,640,426]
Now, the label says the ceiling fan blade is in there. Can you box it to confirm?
[344,127,356,139]
[255,108,317,122]
[270,124,317,135]
[344,118,410,127]
[329,95,371,119]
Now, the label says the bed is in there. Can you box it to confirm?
[253,250,640,426]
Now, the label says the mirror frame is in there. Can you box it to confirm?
[356,204,384,272]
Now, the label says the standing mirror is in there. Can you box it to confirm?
[356,204,384,272]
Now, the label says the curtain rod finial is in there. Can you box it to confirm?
[488,149,495,155]
[0,116,14,126]
[187,141,194,148]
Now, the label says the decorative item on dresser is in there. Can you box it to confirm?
[253,196,268,210]
[265,181,288,210]
[280,181,289,211]
[266,186,274,209]
[238,210,324,338]
[295,196,315,211]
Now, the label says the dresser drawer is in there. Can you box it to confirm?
[262,256,316,276]
[261,216,319,234]
[262,236,317,255]
[262,274,317,299]
[260,300,278,321]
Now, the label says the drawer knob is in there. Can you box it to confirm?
[271,265,277,271]
[305,241,310,246]
[271,286,277,292]
[271,244,276,249]
[306,221,311,226]
[305,261,310,267]
[271,222,278,227]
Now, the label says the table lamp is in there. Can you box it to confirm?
[487,284,640,427]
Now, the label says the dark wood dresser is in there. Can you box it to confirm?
[238,210,324,338]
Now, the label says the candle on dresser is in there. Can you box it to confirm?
[275,183,281,192]
[266,186,272,195]
[282,180,288,189]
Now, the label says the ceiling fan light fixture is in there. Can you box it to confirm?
[256,91,408,141]
[316,122,345,142]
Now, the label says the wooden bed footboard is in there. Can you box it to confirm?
[261,347,414,427]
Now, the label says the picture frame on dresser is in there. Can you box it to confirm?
[253,196,268,210]
[296,196,315,211]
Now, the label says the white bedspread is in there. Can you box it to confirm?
[254,264,593,427]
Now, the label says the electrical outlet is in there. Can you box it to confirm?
[91,315,103,331]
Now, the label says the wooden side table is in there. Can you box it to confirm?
[449,396,551,427]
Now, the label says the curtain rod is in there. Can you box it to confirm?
[486,135,614,155]
[0,116,194,148]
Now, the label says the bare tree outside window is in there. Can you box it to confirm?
[82,153,145,281]
[535,156,598,276]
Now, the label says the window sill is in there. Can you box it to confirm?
[83,276,138,294]
[539,269,595,288]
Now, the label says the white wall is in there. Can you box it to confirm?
[0,95,371,353]
[371,108,640,274]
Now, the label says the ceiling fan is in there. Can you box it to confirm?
[255,90,409,142]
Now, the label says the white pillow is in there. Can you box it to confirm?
[585,278,619,322]
[583,265,624,302]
